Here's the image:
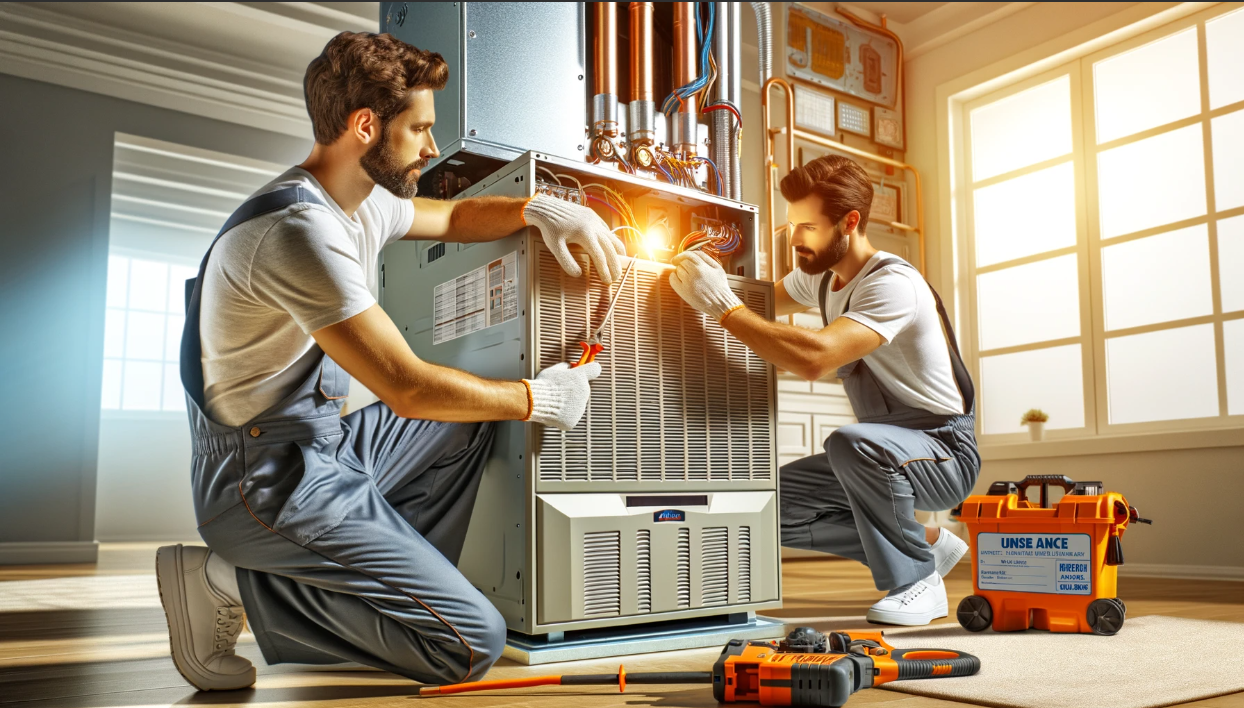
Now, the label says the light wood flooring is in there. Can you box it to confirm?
[1,543,1241,707]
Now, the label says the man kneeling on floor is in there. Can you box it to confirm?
[157,32,623,690]
[669,155,980,626]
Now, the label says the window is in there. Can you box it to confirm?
[102,134,283,413]
[960,6,1244,440]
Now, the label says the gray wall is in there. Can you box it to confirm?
[0,73,311,560]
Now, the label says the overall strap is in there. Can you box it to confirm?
[819,255,976,415]
[180,185,329,410]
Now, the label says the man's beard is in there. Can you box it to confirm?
[360,127,427,199]
[795,224,850,275]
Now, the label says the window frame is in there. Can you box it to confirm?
[956,4,1244,448]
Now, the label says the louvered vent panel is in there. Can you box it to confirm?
[636,529,652,613]
[745,291,773,480]
[582,531,621,617]
[676,527,691,608]
[535,248,773,485]
[701,527,729,606]
[738,526,752,603]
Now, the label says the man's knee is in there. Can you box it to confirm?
[460,597,507,681]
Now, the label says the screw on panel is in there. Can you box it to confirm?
[578,74,584,80]
[469,129,477,136]
[468,30,476,38]
[577,145,584,151]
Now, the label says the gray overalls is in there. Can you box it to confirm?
[779,256,981,591]
[180,186,505,684]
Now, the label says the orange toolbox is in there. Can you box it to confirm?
[952,475,1150,636]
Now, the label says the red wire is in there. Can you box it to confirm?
[702,103,742,128]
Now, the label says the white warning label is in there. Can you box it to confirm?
[433,251,518,345]
[976,533,1092,595]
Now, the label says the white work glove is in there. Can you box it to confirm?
[523,195,627,283]
[669,251,745,323]
[523,361,602,431]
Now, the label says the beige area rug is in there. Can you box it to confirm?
[879,615,1244,708]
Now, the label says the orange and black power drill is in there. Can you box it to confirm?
[419,627,980,707]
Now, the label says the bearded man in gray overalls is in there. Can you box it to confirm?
[156,32,628,691]
[670,155,980,626]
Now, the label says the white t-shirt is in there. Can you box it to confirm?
[783,252,965,416]
[199,167,415,426]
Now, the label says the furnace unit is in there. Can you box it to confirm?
[379,3,779,662]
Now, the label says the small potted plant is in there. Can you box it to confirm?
[1021,409,1049,441]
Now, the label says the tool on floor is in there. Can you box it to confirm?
[572,255,638,367]
[952,474,1152,636]
[417,627,980,707]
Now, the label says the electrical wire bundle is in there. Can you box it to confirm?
[676,222,742,259]
[659,3,715,117]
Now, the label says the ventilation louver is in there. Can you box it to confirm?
[701,527,729,606]
[676,527,691,609]
[738,526,751,603]
[582,531,621,617]
[636,529,651,614]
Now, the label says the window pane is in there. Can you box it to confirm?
[103,308,126,358]
[163,363,186,412]
[1097,125,1206,238]
[973,162,1076,267]
[1094,28,1200,143]
[165,314,184,362]
[1219,214,1244,313]
[1212,109,1244,212]
[125,311,166,361]
[981,344,1085,434]
[977,255,1081,351]
[1106,324,1218,424]
[128,259,169,313]
[121,360,163,411]
[970,76,1071,182]
[101,359,122,410]
[106,256,128,308]
[1207,6,1244,110]
[1226,319,1244,416]
[1102,224,1213,330]
[168,264,198,314]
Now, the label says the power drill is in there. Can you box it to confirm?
[419,626,980,707]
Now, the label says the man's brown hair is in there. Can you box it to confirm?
[304,32,448,145]
[779,155,874,233]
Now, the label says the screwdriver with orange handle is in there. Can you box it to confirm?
[572,255,638,368]
[417,627,979,706]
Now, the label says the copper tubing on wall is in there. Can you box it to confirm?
[672,2,698,154]
[762,77,926,277]
[593,2,618,97]
[628,2,653,103]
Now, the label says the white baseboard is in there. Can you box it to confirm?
[1117,563,1244,582]
[0,541,99,565]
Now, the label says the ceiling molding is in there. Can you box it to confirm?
[0,2,379,139]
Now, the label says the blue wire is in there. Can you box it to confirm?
[696,156,724,196]
[661,3,715,116]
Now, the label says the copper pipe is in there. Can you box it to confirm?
[762,77,926,277]
[835,7,907,148]
[629,2,653,103]
[593,2,618,97]
[673,2,696,114]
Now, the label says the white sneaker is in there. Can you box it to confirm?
[866,573,948,626]
[930,528,969,577]
[156,545,255,691]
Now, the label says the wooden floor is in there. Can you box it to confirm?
[2,543,1241,707]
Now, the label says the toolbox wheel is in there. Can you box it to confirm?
[1110,598,1127,617]
[1087,598,1125,636]
[957,595,993,632]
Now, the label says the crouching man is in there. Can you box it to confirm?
[156,31,624,690]
[669,155,980,626]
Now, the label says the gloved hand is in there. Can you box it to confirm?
[669,251,745,323]
[523,361,602,431]
[524,195,627,283]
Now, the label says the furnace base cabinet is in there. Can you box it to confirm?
[381,153,780,637]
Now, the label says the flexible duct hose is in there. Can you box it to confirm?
[750,2,772,85]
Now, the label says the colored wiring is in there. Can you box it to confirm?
[537,166,562,185]
[676,221,743,258]
[661,3,715,116]
[553,172,584,192]
[696,156,724,197]
[702,101,742,128]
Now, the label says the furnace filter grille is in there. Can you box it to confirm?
[536,249,774,483]
[701,527,729,606]
[582,531,621,617]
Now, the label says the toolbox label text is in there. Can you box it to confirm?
[976,533,1092,596]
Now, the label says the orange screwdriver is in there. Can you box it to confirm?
[573,256,638,368]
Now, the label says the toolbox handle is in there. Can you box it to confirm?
[1016,475,1077,509]
[890,648,981,680]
